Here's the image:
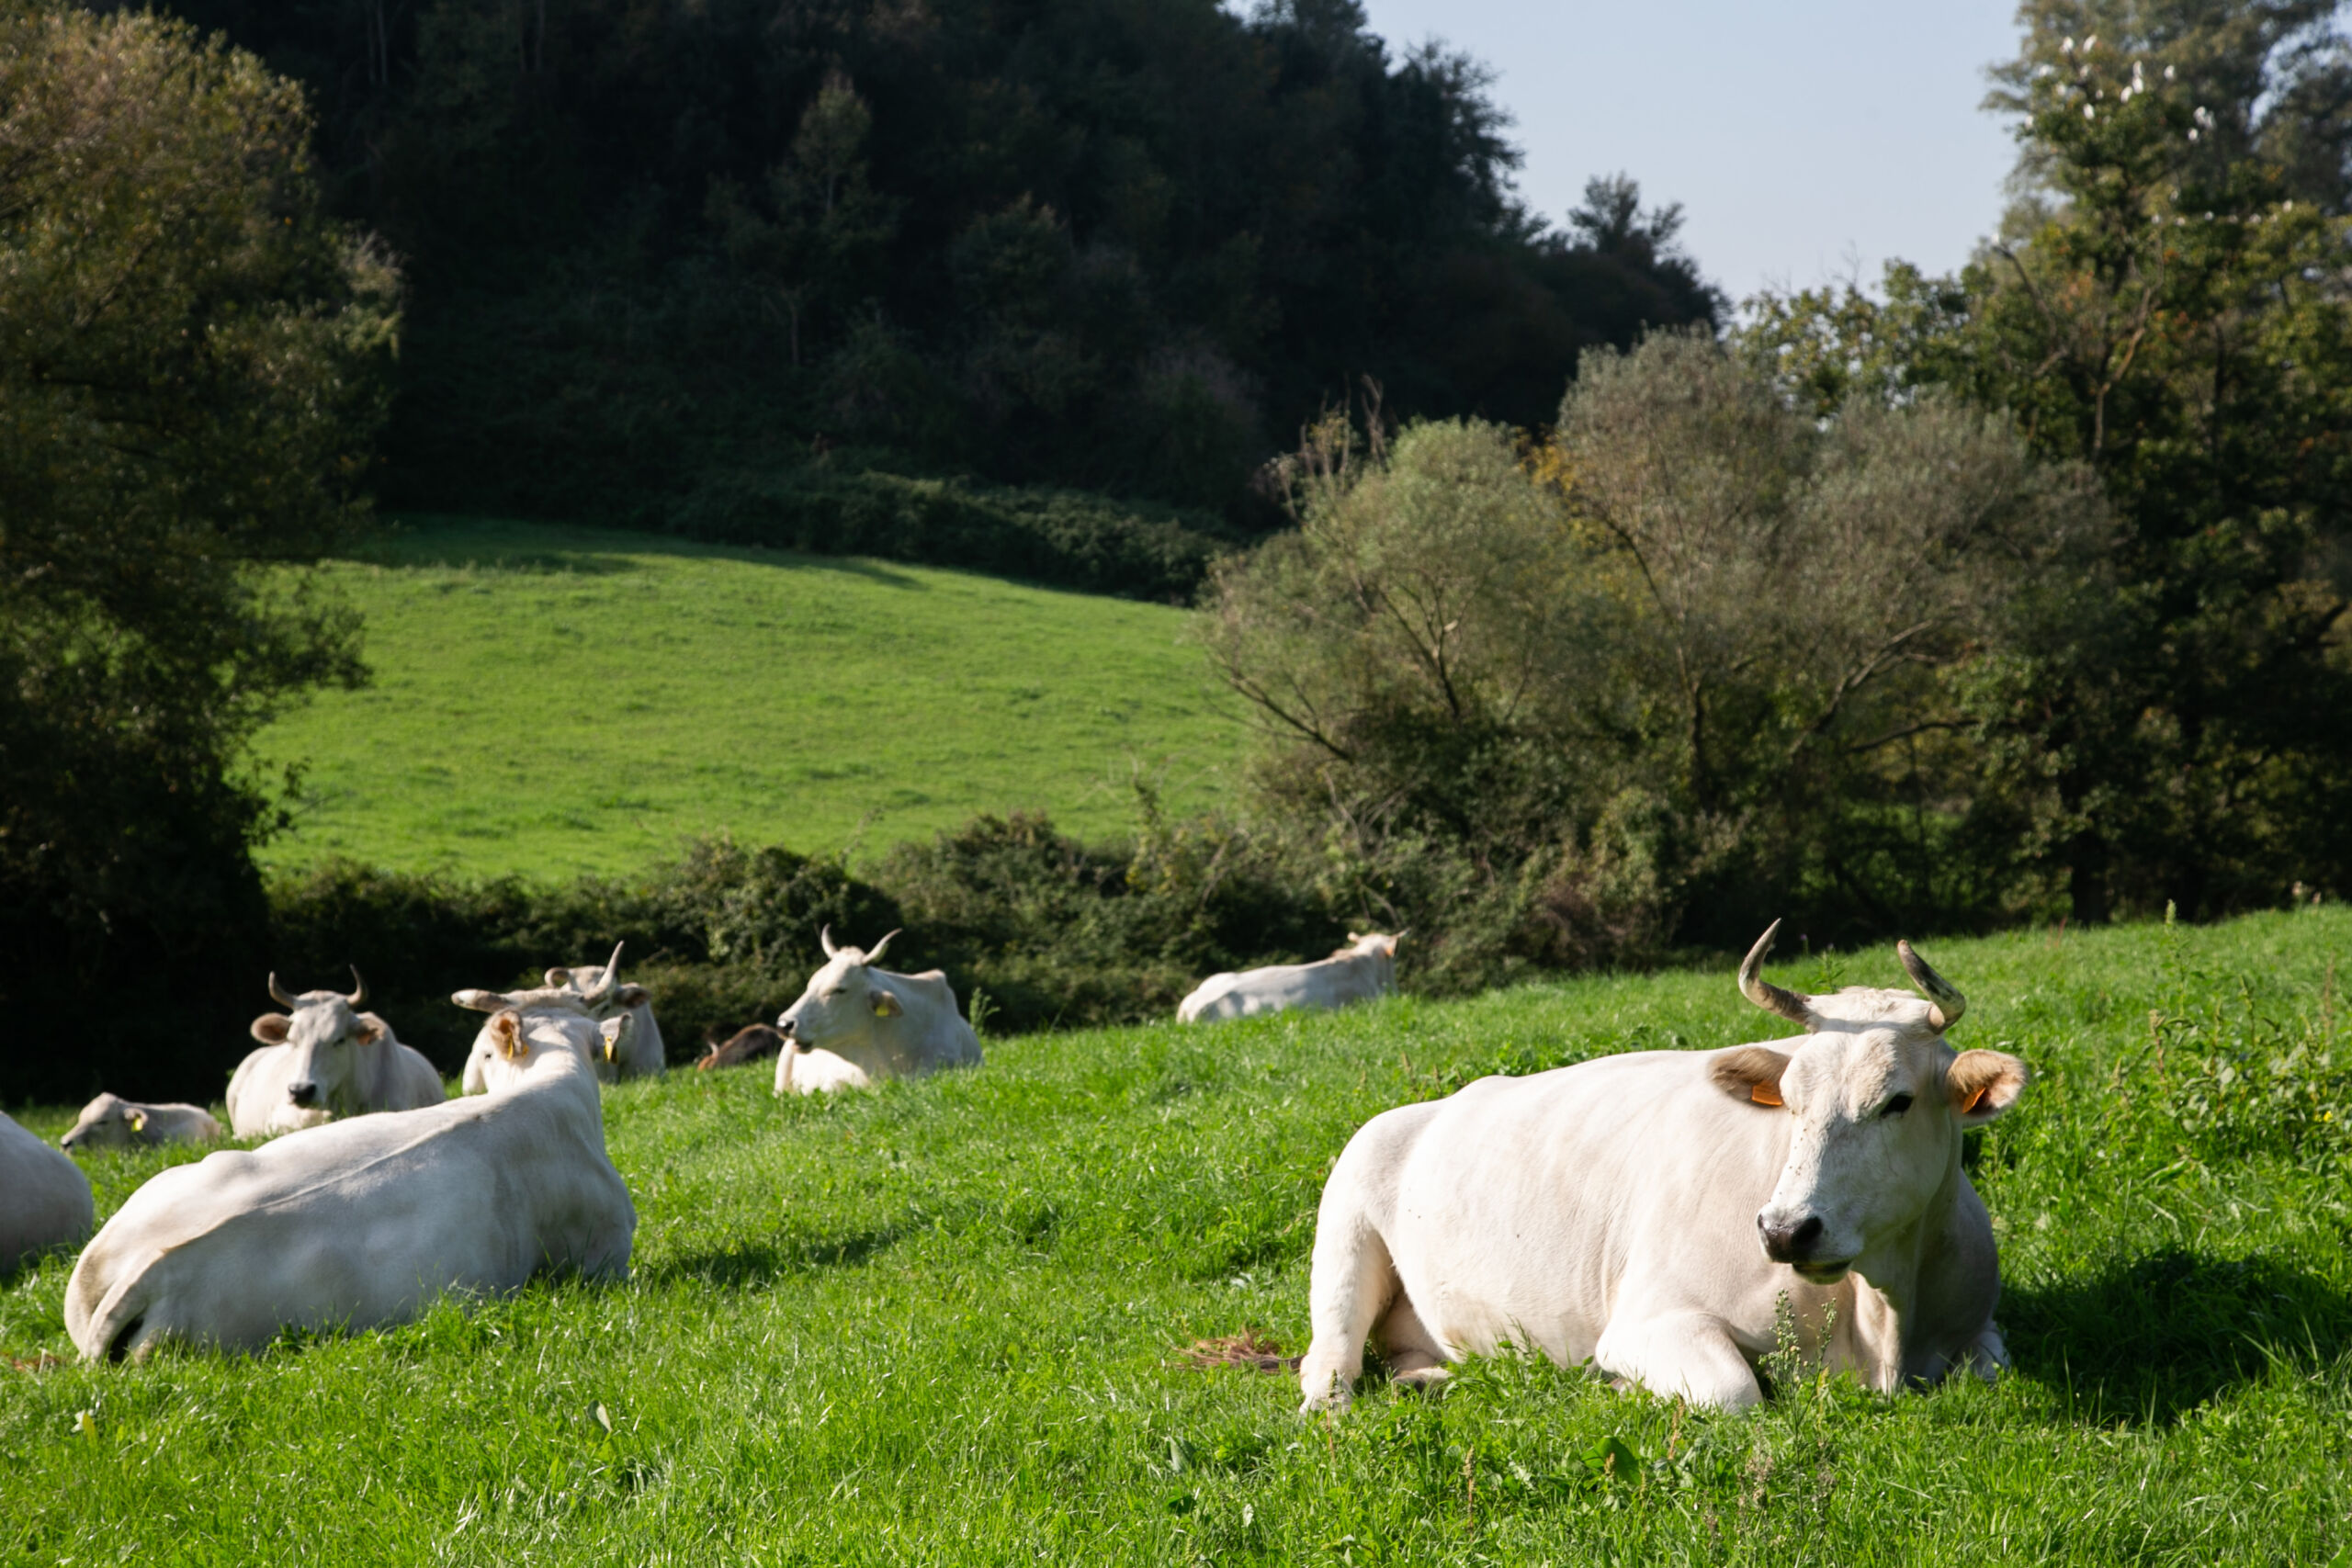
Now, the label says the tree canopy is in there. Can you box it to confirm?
[0,0,398,1100]
[158,0,1721,524]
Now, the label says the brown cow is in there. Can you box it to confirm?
[697,1023,785,1071]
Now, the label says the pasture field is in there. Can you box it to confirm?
[5,910,2350,1564]
[249,517,1249,880]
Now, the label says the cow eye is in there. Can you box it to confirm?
[1882,1092,1915,1118]
[823,988,846,1000]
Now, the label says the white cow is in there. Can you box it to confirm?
[773,928,981,1096]
[63,1009,635,1361]
[453,943,645,1093]
[1298,924,2028,1413]
[225,972,445,1137]
[543,956,667,1079]
[1178,933,1401,1023]
[60,1093,225,1152]
[2,1111,94,1272]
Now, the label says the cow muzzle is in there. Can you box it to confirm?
[1757,1212,1848,1275]
[288,1080,321,1108]
[777,1016,814,1053]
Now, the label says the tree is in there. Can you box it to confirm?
[0,1,400,1101]
[1746,0,2352,920]
[1201,338,2104,977]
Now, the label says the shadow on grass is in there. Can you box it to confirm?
[2003,1246,2349,1425]
[354,515,930,588]
[647,1224,918,1287]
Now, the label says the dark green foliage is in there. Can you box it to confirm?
[165,0,1720,532]
[263,840,902,1077]
[0,4,398,1108]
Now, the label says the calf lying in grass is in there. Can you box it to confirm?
[1301,924,2027,1411]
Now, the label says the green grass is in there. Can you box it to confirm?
[249,516,1250,880]
[6,909,2351,1563]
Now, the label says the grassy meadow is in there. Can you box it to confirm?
[249,517,1250,880]
[5,909,2350,1563]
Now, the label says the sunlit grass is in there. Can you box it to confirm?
[248,516,1250,881]
[5,909,2348,1563]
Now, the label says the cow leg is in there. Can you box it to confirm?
[1593,1311,1761,1410]
[1298,1220,1399,1415]
[1374,1290,1451,1394]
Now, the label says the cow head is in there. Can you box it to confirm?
[249,969,386,1114]
[776,926,903,1055]
[1712,922,2028,1285]
[473,1006,628,1092]
[60,1092,142,1151]
[545,957,653,1025]
[1340,931,1402,962]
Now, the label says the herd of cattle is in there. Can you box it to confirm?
[1,920,2029,1413]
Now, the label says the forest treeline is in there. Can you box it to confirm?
[164,0,1718,542]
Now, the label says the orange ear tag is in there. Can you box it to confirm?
[1960,1087,1988,1116]
[1750,1082,1783,1108]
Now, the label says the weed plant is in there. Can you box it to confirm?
[4,910,2348,1562]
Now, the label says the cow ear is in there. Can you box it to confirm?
[353,1016,385,1045]
[127,1110,148,1134]
[491,1011,527,1061]
[616,984,650,1008]
[451,988,507,1013]
[1710,1045,1790,1109]
[252,1013,292,1044]
[870,989,904,1018]
[1946,1050,2028,1125]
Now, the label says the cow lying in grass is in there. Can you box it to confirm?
[226,972,445,1137]
[1,1111,93,1274]
[1178,932,1401,1023]
[774,928,982,1096]
[64,1008,636,1361]
[698,1023,784,1071]
[541,954,668,1078]
[1298,924,2027,1412]
[59,1094,224,1152]
[454,943,649,1091]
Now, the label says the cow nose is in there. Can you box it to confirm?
[288,1080,319,1107]
[1758,1213,1824,1262]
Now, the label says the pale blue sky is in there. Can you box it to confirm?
[1353,0,2026,308]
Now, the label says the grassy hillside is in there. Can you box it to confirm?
[6,910,2348,1562]
[250,517,1249,880]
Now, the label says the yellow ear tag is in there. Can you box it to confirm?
[127,1111,148,1134]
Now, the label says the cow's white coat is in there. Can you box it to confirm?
[1178,933,1399,1023]
[1298,930,2027,1412]
[64,1009,633,1361]
[1,1111,94,1272]
[774,931,980,1095]
[59,1094,225,1152]
[226,984,444,1136]
[544,960,667,1079]
[454,943,651,1092]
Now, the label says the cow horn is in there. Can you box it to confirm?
[864,929,900,964]
[267,973,299,1009]
[1896,940,1966,1032]
[584,942,624,1005]
[820,924,840,959]
[345,966,368,1008]
[1737,921,1814,1028]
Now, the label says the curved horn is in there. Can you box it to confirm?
[820,924,840,960]
[345,966,368,1009]
[1737,921,1814,1029]
[1896,940,1966,1032]
[267,973,299,1009]
[584,942,625,1005]
[863,929,900,965]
